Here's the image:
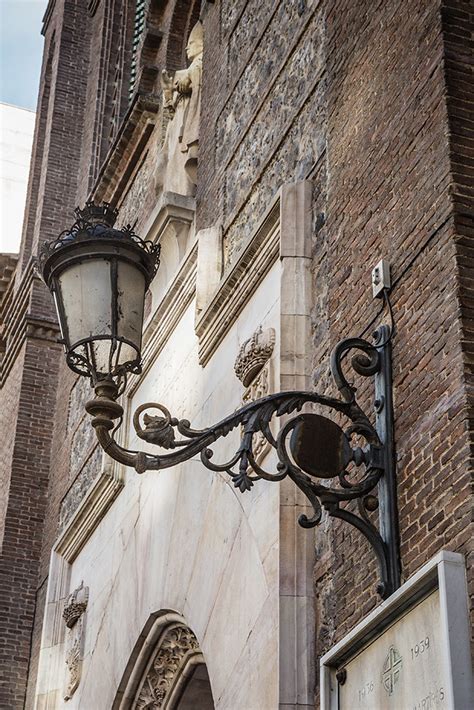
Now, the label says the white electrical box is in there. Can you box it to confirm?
[371,259,391,298]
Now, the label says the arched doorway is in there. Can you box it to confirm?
[113,612,214,709]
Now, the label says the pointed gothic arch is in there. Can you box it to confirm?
[113,611,215,710]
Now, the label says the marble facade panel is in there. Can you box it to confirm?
[161,463,216,611]
[201,518,273,702]
[183,475,246,640]
[216,595,279,709]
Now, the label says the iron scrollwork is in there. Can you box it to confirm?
[85,327,399,598]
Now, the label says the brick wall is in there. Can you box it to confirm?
[442,0,474,646]
[17,0,91,279]
[0,346,25,547]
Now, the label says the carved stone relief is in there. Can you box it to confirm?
[235,327,275,465]
[133,624,200,709]
[63,581,89,701]
[154,22,203,196]
[234,326,275,387]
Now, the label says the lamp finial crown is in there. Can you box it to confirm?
[74,201,118,227]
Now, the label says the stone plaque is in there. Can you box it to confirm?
[340,591,446,710]
[320,551,473,710]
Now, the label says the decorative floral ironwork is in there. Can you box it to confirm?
[85,328,399,598]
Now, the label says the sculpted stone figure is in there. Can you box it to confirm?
[155,22,203,195]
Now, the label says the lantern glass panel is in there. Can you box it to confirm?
[116,260,146,351]
[58,259,112,346]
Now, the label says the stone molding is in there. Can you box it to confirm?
[128,240,198,396]
[146,192,196,250]
[34,555,71,708]
[55,458,124,563]
[35,461,123,707]
[242,360,273,466]
[0,264,60,385]
[195,180,313,379]
[142,192,196,312]
[62,580,89,629]
[41,0,57,35]
[133,624,200,709]
[0,254,17,306]
[87,0,100,17]
[234,326,275,387]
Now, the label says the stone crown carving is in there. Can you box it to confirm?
[63,581,89,628]
[234,327,275,387]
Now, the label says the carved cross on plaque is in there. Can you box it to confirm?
[382,646,403,695]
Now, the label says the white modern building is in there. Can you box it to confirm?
[0,102,35,253]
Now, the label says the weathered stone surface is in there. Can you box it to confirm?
[227,0,275,84]
[216,0,317,167]
[60,446,102,531]
[118,155,156,229]
[221,0,247,37]
[224,80,326,263]
[224,10,324,222]
[70,416,96,479]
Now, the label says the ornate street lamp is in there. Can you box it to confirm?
[39,203,160,384]
[39,204,400,599]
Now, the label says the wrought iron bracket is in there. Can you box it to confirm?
[85,326,400,599]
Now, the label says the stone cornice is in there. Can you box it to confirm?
[54,461,124,563]
[87,0,101,17]
[90,92,161,207]
[0,254,17,307]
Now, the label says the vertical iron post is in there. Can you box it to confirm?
[374,325,401,595]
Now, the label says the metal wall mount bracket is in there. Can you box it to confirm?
[85,326,401,598]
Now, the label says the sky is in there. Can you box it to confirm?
[0,0,49,111]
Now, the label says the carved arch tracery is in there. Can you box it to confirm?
[133,623,200,708]
[114,613,214,710]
